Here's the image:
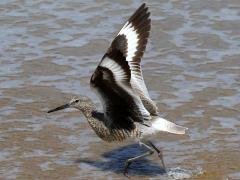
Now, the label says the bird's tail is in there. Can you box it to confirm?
[152,117,188,135]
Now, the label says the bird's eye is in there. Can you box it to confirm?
[75,99,79,103]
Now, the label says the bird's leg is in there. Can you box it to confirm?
[123,142,154,176]
[147,141,166,169]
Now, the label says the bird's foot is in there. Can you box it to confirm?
[123,161,132,177]
[158,151,166,169]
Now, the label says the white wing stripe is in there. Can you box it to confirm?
[118,22,151,97]
[101,57,128,82]
[101,58,151,119]
[118,22,139,64]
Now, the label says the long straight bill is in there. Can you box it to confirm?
[47,103,70,113]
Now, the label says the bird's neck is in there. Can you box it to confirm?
[75,103,115,142]
[75,102,105,130]
[79,104,97,119]
[82,109,112,141]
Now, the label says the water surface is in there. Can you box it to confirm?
[0,0,240,179]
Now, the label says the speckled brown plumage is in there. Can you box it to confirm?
[73,96,142,142]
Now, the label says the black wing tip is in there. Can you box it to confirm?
[140,3,147,9]
[137,3,150,16]
[128,3,151,30]
[139,3,148,10]
[131,3,150,16]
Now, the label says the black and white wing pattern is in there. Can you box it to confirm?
[90,3,156,131]
[115,3,158,114]
[90,63,150,130]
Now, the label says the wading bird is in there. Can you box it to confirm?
[48,3,188,176]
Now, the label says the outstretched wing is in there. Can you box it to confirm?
[90,64,150,130]
[112,3,158,114]
[91,3,157,130]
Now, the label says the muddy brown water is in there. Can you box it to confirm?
[0,0,240,179]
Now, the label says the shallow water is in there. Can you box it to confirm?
[0,0,240,179]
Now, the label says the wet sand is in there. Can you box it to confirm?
[0,0,240,179]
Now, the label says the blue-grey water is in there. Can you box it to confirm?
[0,0,240,179]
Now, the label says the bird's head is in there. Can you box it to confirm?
[47,96,94,114]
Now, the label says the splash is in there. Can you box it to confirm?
[167,167,204,179]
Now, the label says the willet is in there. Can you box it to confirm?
[48,3,188,176]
